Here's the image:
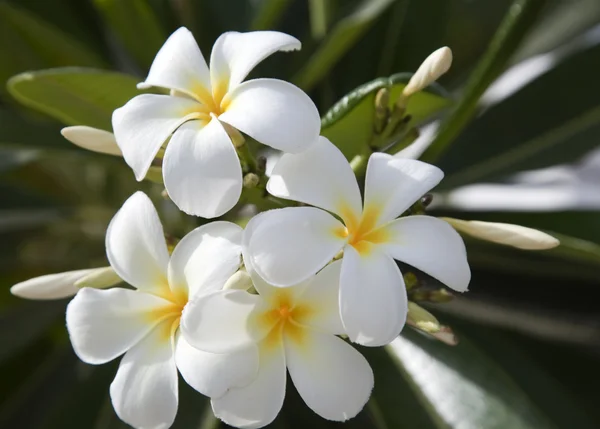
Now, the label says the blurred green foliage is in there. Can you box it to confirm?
[2,0,600,428]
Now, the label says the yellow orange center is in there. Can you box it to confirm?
[183,78,232,120]
[145,283,188,342]
[259,290,311,350]
[336,203,390,255]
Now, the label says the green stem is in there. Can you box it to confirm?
[420,0,548,163]
[308,0,329,40]
[250,0,292,30]
[350,145,372,178]
[236,142,258,174]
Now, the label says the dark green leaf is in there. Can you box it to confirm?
[293,0,397,91]
[93,0,166,69]
[7,68,141,130]
[0,3,105,97]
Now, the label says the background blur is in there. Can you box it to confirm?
[2,0,600,428]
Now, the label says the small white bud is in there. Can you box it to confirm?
[223,269,253,291]
[407,302,441,333]
[61,126,122,156]
[74,266,122,289]
[443,217,560,250]
[10,268,97,300]
[402,47,453,98]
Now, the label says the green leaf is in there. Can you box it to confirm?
[439,43,600,188]
[292,0,397,91]
[93,0,166,69]
[321,73,450,159]
[421,0,548,163]
[381,329,555,428]
[7,68,141,130]
[0,3,105,97]
[250,0,292,31]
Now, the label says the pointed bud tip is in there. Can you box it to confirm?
[402,46,453,98]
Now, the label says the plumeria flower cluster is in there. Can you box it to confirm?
[10,27,560,429]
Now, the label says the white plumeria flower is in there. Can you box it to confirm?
[242,137,471,347]
[113,27,321,218]
[66,191,257,429]
[10,266,120,300]
[181,261,373,428]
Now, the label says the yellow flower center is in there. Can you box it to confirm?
[145,283,188,343]
[182,78,233,122]
[335,203,391,255]
[258,289,312,350]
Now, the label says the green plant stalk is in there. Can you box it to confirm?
[308,0,329,40]
[420,0,548,163]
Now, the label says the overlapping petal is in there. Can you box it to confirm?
[340,246,407,346]
[219,79,320,154]
[267,137,362,219]
[175,334,258,398]
[168,221,242,298]
[293,261,344,335]
[105,192,170,294]
[181,290,265,354]
[210,31,300,91]
[66,287,172,364]
[110,319,178,429]
[112,94,200,180]
[212,343,286,429]
[139,27,212,98]
[162,119,242,218]
[11,268,97,300]
[364,154,444,226]
[285,331,373,421]
[243,207,346,287]
[382,215,471,292]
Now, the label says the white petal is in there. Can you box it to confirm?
[106,192,170,294]
[219,78,320,153]
[382,216,471,292]
[294,261,344,335]
[66,287,172,364]
[162,119,242,218]
[285,331,373,421]
[340,246,407,346]
[181,290,265,354]
[212,342,286,429]
[442,217,560,250]
[110,319,178,429]
[139,27,212,98]
[175,334,258,398]
[364,154,444,226]
[61,126,122,156]
[243,207,346,287]
[112,94,200,180]
[11,268,96,300]
[267,136,362,220]
[169,221,242,299]
[210,31,300,91]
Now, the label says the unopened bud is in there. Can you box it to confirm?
[75,267,121,289]
[243,173,260,189]
[402,47,453,99]
[223,270,253,291]
[407,302,441,333]
[403,272,419,290]
[442,217,560,250]
[374,88,390,134]
[61,126,122,156]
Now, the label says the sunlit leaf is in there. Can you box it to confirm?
[7,68,141,130]
[321,73,450,158]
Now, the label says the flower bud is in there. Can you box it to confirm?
[11,268,107,300]
[402,47,453,98]
[407,302,441,333]
[61,126,122,156]
[74,266,122,289]
[243,173,260,189]
[223,269,253,291]
[442,217,560,250]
